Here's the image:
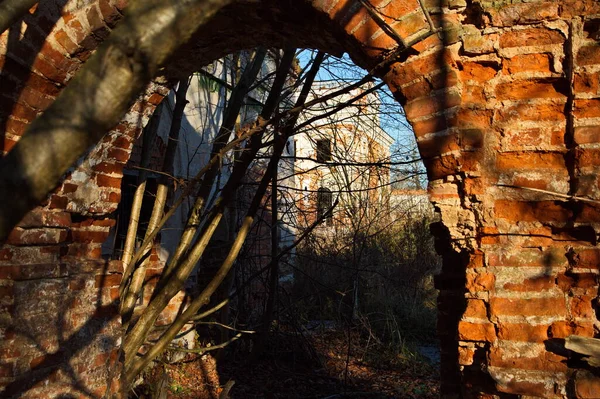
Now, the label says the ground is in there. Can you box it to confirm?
[134,326,440,398]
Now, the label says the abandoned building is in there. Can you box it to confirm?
[1,0,600,398]
[293,82,396,229]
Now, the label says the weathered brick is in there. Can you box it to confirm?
[94,162,124,175]
[453,108,493,129]
[560,0,600,19]
[106,147,130,163]
[489,248,566,268]
[102,191,122,204]
[48,195,69,210]
[574,99,600,118]
[345,8,383,42]
[489,2,559,27]
[147,92,165,106]
[496,79,567,100]
[1,3,599,399]
[490,296,567,317]
[98,0,122,28]
[511,176,548,190]
[557,272,598,291]
[86,5,106,32]
[480,226,499,245]
[390,13,428,41]
[6,228,67,246]
[71,228,110,244]
[489,347,567,372]
[385,50,454,89]
[0,248,13,262]
[18,209,71,229]
[580,204,600,222]
[463,83,486,103]
[458,346,475,365]
[94,274,122,289]
[0,264,61,280]
[494,200,571,223]
[427,69,459,90]
[460,61,497,83]
[378,0,420,25]
[499,27,565,48]
[30,54,70,84]
[410,116,448,137]
[570,295,596,318]
[577,44,600,66]
[464,299,488,319]
[400,79,431,102]
[404,91,461,120]
[464,176,485,196]
[466,271,495,292]
[53,29,79,55]
[497,322,548,342]
[575,370,600,399]
[548,321,595,338]
[67,18,87,44]
[574,71,600,93]
[496,152,565,171]
[568,248,600,268]
[62,182,79,194]
[503,275,556,292]
[418,134,460,158]
[5,118,28,137]
[495,102,566,124]
[95,174,122,188]
[574,126,600,145]
[458,321,496,341]
[10,102,38,122]
[66,243,103,259]
[423,154,459,180]
[412,32,444,53]
[578,148,600,168]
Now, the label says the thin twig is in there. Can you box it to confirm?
[193,321,255,334]
[167,333,242,354]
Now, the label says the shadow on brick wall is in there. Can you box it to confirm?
[0,1,69,155]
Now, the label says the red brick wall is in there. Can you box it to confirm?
[0,1,168,397]
[1,0,599,398]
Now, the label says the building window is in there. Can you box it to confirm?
[286,139,295,157]
[317,187,333,223]
[316,139,332,162]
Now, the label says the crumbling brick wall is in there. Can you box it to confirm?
[1,0,599,398]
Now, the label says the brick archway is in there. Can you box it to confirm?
[1,0,600,398]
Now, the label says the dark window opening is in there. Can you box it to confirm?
[316,139,332,162]
[317,187,333,224]
[286,139,295,157]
